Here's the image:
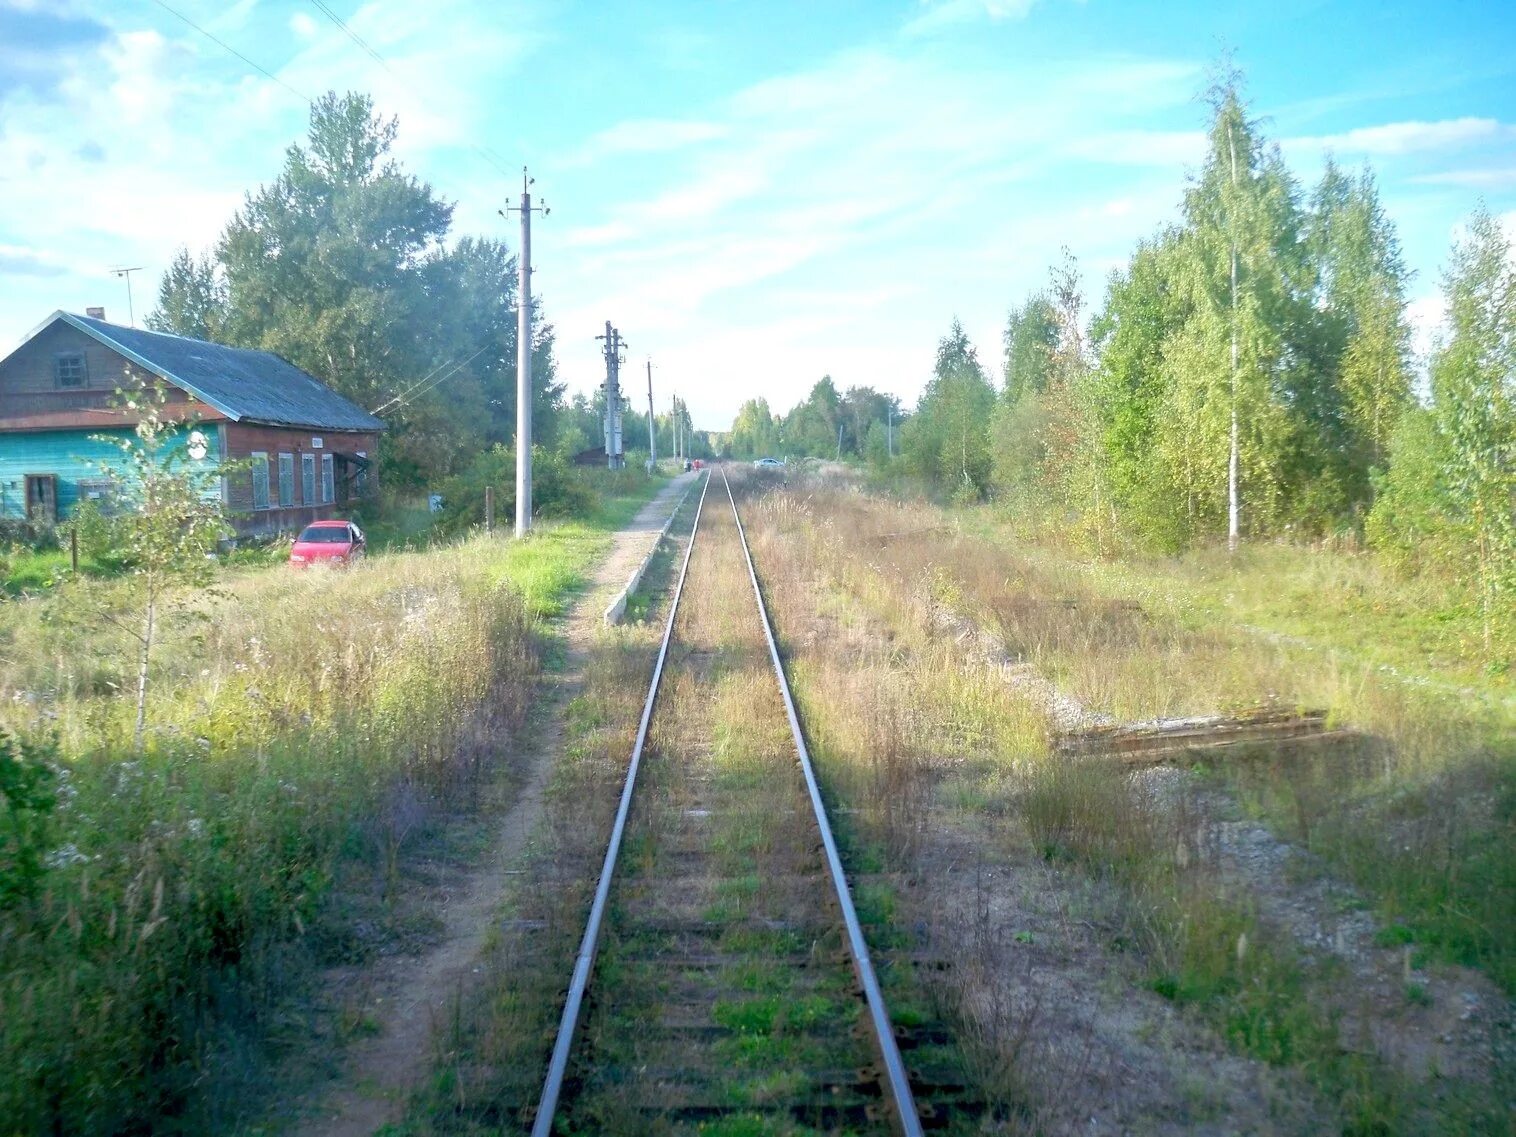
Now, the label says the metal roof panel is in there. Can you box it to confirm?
[51,313,386,433]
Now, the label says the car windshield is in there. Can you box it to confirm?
[297,526,350,543]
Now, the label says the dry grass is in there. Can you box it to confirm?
[734,471,1513,1134]
[0,538,545,1134]
[402,502,700,1135]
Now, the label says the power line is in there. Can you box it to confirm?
[373,344,493,415]
[308,0,389,72]
[303,0,515,179]
[370,353,461,415]
[143,3,527,426]
[150,0,313,106]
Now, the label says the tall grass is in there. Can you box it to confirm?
[0,538,537,1133]
[740,474,1512,1131]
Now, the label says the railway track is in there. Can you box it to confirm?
[528,467,982,1136]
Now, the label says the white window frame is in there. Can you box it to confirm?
[278,453,294,507]
[301,453,316,504]
[251,451,270,511]
[320,453,334,503]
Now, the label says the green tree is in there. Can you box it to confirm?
[1086,232,1193,547]
[905,320,996,498]
[782,377,842,457]
[1307,159,1412,487]
[152,92,556,485]
[1002,294,1059,403]
[839,386,898,459]
[728,397,780,459]
[88,378,229,750]
[146,250,225,341]
[1163,71,1317,547]
[1428,207,1515,659]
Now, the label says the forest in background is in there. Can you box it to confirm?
[730,72,1513,665]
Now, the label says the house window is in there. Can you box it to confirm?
[301,453,316,504]
[278,453,294,507]
[76,479,117,515]
[355,451,368,495]
[54,353,87,388]
[251,452,270,510]
[320,453,334,503]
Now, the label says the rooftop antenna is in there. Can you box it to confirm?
[110,266,145,327]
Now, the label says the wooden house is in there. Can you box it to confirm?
[0,311,384,536]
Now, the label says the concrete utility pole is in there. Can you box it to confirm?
[645,359,657,468]
[599,323,626,469]
[887,406,895,458]
[501,169,549,538]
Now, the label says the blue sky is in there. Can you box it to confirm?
[2,0,1514,429]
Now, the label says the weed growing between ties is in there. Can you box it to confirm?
[402,491,699,1134]
[559,488,883,1133]
[729,473,1025,1128]
[740,475,1511,1134]
[0,536,543,1134]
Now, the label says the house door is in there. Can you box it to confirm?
[25,475,57,523]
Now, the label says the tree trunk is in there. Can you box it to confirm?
[1227,121,1241,555]
[134,577,156,753]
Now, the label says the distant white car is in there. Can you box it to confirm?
[753,457,784,469]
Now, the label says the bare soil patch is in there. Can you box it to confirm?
[284,475,697,1137]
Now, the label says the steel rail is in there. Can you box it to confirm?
[530,470,712,1137]
[720,467,926,1137]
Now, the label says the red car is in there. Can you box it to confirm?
[289,519,366,568]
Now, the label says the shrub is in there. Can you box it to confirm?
[435,445,597,536]
[0,730,57,908]
[68,498,129,567]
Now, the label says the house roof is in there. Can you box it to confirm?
[21,311,385,433]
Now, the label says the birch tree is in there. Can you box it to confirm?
[90,379,228,751]
[1307,159,1413,495]
[1429,207,1515,659]
[1169,74,1310,547]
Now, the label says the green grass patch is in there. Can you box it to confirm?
[0,480,673,1133]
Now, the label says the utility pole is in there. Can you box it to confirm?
[645,359,657,469]
[111,266,144,327]
[500,169,549,538]
[598,323,626,469]
[887,406,894,458]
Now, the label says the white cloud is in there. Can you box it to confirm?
[1067,129,1207,167]
[1411,166,1516,190]
[1287,117,1513,158]
[539,50,1200,425]
[566,119,729,166]
[904,0,1038,36]
[289,11,319,39]
[0,0,539,351]
[0,245,74,276]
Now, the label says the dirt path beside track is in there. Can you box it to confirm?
[290,473,697,1137]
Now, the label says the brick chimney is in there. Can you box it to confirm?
[85,306,106,320]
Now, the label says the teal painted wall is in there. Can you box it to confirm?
[0,427,218,520]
